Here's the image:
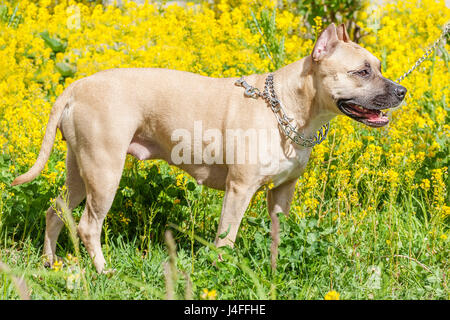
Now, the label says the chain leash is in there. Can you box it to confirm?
[235,74,329,148]
[396,22,450,83]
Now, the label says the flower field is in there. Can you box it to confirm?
[0,0,449,300]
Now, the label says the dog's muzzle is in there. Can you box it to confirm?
[337,100,390,128]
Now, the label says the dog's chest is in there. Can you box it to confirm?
[270,146,311,187]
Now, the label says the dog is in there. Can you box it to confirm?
[12,23,406,273]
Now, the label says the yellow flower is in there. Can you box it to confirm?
[442,206,450,218]
[52,260,63,272]
[324,290,340,300]
[201,288,217,300]
[420,179,430,191]
[312,16,323,37]
[176,174,185,187]
[119,212,131,225]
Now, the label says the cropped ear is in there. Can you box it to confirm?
[337,23,350,42]
[311,23,339,62]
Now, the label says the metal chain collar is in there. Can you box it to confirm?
[235,74,329,148]
[396,22,450,83]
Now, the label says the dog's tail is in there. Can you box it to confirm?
[11,83,74,186]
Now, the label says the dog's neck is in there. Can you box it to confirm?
[273,56,337,139]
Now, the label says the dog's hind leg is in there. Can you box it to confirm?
[76,146,127,273]
[43,146,86,267]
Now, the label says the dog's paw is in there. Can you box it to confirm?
[43,255,63,269]
[102,268,117,278]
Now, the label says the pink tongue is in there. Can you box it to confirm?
[367,112,387,122]
[349,105,387,122]
[353,109,379,120]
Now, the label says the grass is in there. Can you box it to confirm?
[0,158,448,300]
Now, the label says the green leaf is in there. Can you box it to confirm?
[55,62,76,78]
[218,225,231,239]
[308,219,317,229]
[306,232,318,244]
[0,5,8,21]
[162,176,173,188]
[120,186,134,197]
[40,31,67,53]
[186,181,196,191]
[247,217,261,227]
[321,227,334,236]
[165,186,178,197]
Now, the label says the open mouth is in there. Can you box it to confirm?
[337,100,389,128]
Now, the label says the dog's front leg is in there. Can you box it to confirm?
[214,180,259,248]
[267,178,297,217]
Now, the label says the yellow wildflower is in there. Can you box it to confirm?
[324,290,340,300]
[52,260,63,272]
[201,288,217,300]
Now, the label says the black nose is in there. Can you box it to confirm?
[395,85,407,99]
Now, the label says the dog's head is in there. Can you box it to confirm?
[311,23,407,127]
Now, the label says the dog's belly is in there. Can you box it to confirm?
[127,135,228,190]
[176,164,228,190]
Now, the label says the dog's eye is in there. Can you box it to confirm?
[356,69,370,77]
